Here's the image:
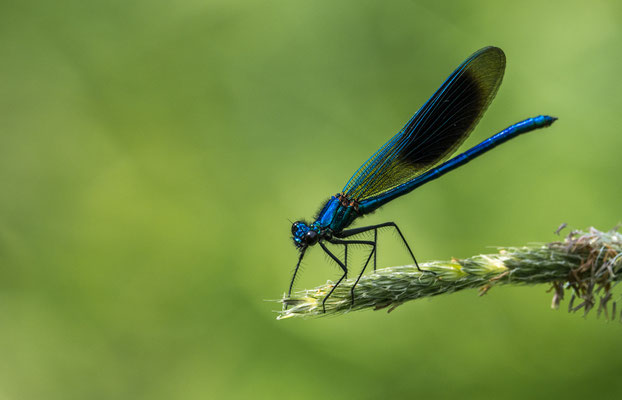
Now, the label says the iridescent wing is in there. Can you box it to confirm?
[342,46,506,201]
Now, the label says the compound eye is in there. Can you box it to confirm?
[304,230,319,245]
[291,221,302,235]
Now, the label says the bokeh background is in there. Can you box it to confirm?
[1,0,621,399]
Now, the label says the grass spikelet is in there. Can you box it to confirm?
[278,226,622,320]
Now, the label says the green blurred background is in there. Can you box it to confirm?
[1,0,621,399]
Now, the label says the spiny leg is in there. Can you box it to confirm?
[318,241,348,313]
[288,247,307,299]
[338,222,434,274]
[373,229,377,272]
[328,238,375,306]
[352,244,376,305]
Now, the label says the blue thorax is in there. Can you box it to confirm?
[292,195,362,248]
[315,195,359,232]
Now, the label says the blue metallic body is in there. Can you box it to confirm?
[358,115,555,214]
[308,115,556,235]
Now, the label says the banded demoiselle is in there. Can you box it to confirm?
[288,46,557,312]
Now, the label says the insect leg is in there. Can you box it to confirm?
[374,229,377,271]
[328,238,375,306]
[318,241,349,313]
[288,247,307,298]
[339,222,433,274]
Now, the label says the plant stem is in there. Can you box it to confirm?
[278,227,622,320]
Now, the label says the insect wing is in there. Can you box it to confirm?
[343,46,506,200]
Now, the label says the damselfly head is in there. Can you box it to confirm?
[291,221,319,248]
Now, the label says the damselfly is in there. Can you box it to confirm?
[288,46,556,312]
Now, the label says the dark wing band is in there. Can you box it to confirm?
[342,46,506,201]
